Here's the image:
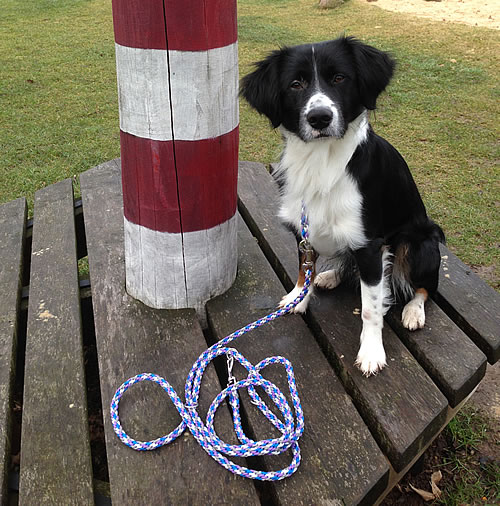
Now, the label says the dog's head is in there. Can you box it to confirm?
[241,36,395,142]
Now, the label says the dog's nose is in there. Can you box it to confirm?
[307,107,333,130]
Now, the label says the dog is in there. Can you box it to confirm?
[241,36,445,376]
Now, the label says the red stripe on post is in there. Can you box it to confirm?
[120,131,180,232]
[121,128,238,234]
[112,0,167,50]
[113,0,237,51]
[176,127,238,232]
[164,0,237,51]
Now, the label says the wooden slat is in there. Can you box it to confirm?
[386,301,487,407]
[19,180,93,504]
[435,245,500,364]
[207,218,389,505]
[307,285,447,471]
[0,198,26,504]
[238,161,449,471]
[80,160,259,505]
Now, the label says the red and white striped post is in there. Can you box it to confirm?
[111,1,239,309]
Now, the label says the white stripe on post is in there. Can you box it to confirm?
[124,214,238,309]
[112,0,239,311]
[116,43,239,141]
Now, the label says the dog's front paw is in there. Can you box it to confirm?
[278,285,311,314]
[314,269,340,290]
[355,327,386,376]
[402,299,425,330]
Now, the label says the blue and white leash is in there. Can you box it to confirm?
[110,205,314,481]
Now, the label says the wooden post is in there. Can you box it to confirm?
[111,0,239,310]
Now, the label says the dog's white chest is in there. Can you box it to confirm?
[280,172,366,256]
[277,118,368,256]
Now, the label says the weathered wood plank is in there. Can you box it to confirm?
[207,217,389,505]
[386,301,487,407]
[80,160,259,505]
[0,198,26,504]
[307,285,448,471]
[435,245,500,364]
[239,162,298,291]
[115,43,239,141]
[238,161,449,471]
[19,180,93,504]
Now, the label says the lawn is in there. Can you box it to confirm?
[0,0,498,289]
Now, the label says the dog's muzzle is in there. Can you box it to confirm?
[306,107,333,131]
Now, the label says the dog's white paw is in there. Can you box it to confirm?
[355,327,386,376]
[314,270,340,290]
[402,298,426,330]
[278,285,311,314]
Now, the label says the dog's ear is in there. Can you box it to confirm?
[343,37,396,110]
[240,50,283,128]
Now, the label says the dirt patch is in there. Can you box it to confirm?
[470,264,500,291]
[470,362,500,462]
[364,0,499,30]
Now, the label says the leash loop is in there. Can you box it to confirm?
[110,205,313,481]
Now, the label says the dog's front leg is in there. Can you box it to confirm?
[279,239,317,313]
[353,241,389,376]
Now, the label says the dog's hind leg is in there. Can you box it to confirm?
[314,269,341,290]
[402,288,428,330]
[401,228,443,331]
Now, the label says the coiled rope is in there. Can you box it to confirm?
[110,206,313,481]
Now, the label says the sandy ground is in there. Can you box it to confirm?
[364,0,499,29]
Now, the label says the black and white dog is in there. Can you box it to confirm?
[241,36,445,376]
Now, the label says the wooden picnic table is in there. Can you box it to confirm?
[0,159,498,505]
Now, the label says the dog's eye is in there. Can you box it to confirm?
[333,74,345,84]
[290,80,305,90]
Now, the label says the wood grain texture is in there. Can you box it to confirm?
[386,300,487,407]
[237,161,449,471]
[124,213,238,309]
[112,0,237,51]
[238,162,298,291]
[19,180,93,505]
[120,129,239,233]
[207,217,389,505]
[80,160,258,505]
[435,245,500,364]
[115,43,239,141]
[0,198,26,504]
[114,1,240,310]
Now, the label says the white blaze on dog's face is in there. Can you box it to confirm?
[241,37,395,143]
[298,45,344,141]
[277,42,365,142]
[301,90,342,141]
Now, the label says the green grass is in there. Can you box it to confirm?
[0,0,119,203]
[0,0,498,286]
[439,407,500,505]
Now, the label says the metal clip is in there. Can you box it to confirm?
[226,353,236,387]
[299,239,315,273]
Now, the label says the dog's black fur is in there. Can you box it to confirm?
[241,36,444,296]
[241,36,445,375]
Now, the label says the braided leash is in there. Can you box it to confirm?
[110,206,313,481]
